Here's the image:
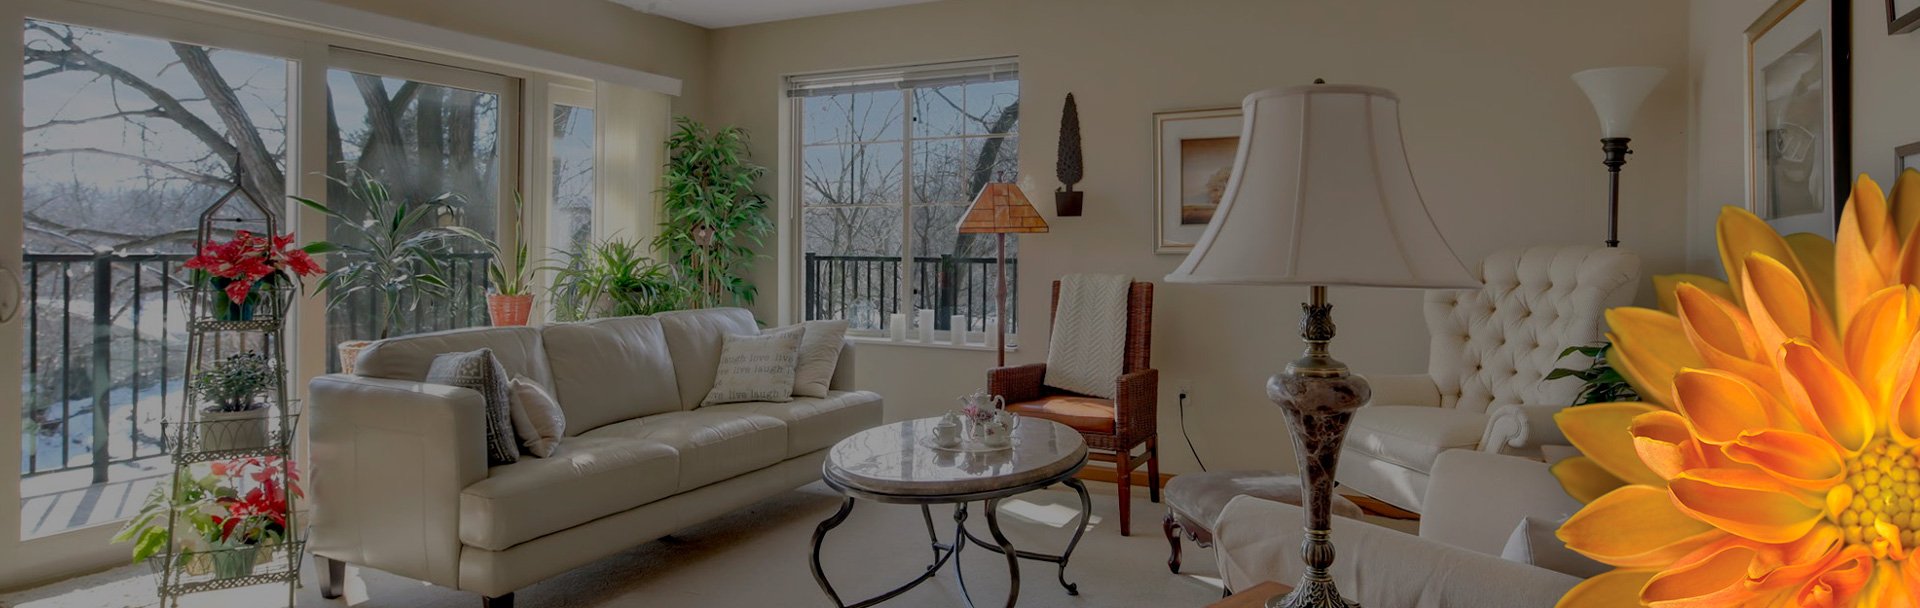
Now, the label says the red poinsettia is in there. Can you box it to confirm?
[209,456,303,544]
[184,231,325,303]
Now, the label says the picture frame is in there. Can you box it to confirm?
[1898,141,1920,173]
[1891,0,1920,34]
[1746,0,1851,235]
[1153,107,1242,254]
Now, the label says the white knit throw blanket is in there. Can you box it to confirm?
[1043,273,1133,398]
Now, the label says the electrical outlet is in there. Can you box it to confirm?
[1177,382,1192,399]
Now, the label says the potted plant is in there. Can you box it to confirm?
[1055,92,1084,216]
[115,457,302,580]
[655,117,773,309]
[447,195,535,326]
[549,238,688,321]
[294,168,461,370]
[190,351,276,452]
[183,230,325,322]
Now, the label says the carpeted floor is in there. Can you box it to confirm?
[2,481,1232,607]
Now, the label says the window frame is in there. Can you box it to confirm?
[785,61,1020,344]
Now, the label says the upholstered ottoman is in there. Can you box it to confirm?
[1163,471,1364,573]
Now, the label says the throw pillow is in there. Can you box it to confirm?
[791,320,848,398]
[1499,516,1608,578]
[426,348,519,466]
[702,326,804,407]
[508,375,566,458]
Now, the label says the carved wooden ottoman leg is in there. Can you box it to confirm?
[1163,512,1184,573]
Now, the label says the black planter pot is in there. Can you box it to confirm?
[1055,190,1083,217]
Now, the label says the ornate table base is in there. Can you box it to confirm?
[809,478,1093,608]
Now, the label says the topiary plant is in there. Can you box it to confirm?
[1055,93,1084,216]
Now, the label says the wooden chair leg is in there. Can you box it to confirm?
[1147,437,1162,504]
[1116,449,1133,536]
[319,556,345,599]
[1163,513,1183,573]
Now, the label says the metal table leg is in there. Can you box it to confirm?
[812,497,964,608]
[957,480,1092,596]
[984,498,1021,608]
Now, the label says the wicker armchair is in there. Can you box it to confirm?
[989,280,1158,535]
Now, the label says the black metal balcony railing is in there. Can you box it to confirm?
[20,250,492,483]
[803,254,1017,334]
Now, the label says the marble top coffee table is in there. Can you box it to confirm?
[810,417,1091,608]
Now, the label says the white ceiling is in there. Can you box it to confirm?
[611,0,943,28]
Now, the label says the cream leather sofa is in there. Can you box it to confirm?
[1217,450,1585,607]
[308,308,881,608]
[1337,245,1638,512]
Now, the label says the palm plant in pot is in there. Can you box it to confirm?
[294,168,462,369]
[447,194,535,326]
[191,351,276,452]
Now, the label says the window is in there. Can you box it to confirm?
[792,59,1018,338]
[549,87,596,254]
[20,18,288,535]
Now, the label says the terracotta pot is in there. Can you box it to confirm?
[337,340,374,374]
[487,293,535,326]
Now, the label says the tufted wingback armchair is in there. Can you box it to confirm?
[1336,245,1640,513]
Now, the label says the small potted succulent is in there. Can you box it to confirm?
[447,194,536,326]
[191,351,276,452]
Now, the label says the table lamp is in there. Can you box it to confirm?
[1165,82,1478,608]
[958,179,1049,366]
[1572,66,1666,247]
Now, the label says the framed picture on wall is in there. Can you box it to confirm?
[1899,141,1920,174]
[1890,0,1920,34]
[1747,0,1850,236]
[1154,107,1242,253]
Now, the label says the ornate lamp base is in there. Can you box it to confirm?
[1265,285,1369,608]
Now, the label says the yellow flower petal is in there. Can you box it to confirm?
[1789,546,1874,608]
[1722,429,1846,491]
[1889,332,1920,445]
[1557,402,1666,487]
[1609,307,1704,408]
[1654,274,1736,316]
[1837,175,1899,333]
[1558,484,1724,568]
[1894,167,1920,241]
[1720,205,1807,306]
[1781,340,1876,454]
[1843,285,1920,410]
[1677,284,1780,393]
[1641,542,1761,607]
[1551,456,1629,505]
[1745,253,1842,363]
[1669,468,1823,544]
[1673,368,1796,444]
[1556,569,1657,608]
[1631,410,1701,480]
[1787,232,1839,314]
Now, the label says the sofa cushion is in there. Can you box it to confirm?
[542,316,682,433]
[1007,395,1116,434]
[1346,405,1487,473]
[702,326,803,407]
[458,436,679,551]
[656,308,759,410]
[581,410,787,491]
[703,390,882,458]
[357,326,553,389]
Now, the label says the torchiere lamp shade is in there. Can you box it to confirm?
[958,182,1051,234]
[1165,84,1477,290]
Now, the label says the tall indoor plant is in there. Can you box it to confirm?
[549,237,687,321]
[654,117,773,309]
[293,168,461,368]
[447,194,535,326]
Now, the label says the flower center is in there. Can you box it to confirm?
[1838,439,1920,549]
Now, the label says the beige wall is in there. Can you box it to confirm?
[316,0,711,116]
[1686,0,1771,274]
[1850,0,1920,189]
[709,0,1692,475]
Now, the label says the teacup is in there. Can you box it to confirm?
[931,421,961,448]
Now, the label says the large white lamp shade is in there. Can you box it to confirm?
[1165,84,1476,289]
[1572,66,1667,139]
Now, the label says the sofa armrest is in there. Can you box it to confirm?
[1479,404,1570,457]
[309,374,487,589]
[1421,449,1584,556]
[1361,373,1441,407]
[1115,368,1159,444]
[988,363,1048,404]
[1215,496,1579,607]
[828,338,857,390]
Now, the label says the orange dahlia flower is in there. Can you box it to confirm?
[1554,172,1920,607]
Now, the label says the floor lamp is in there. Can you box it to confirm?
[1165,83,1479,608]
[1572,66,1665,248]
[958,180,1049,366]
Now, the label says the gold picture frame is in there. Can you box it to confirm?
[1153,107,1242,254]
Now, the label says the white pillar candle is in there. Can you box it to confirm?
[918,309,936,344]
[889,314,907,342]
[950,315,968,346]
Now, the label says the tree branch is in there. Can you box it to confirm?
[24,148,230,189]
[23,108,166,132]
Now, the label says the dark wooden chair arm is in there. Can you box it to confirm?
[989,363,1049,403]
[1115,368,1159,444]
